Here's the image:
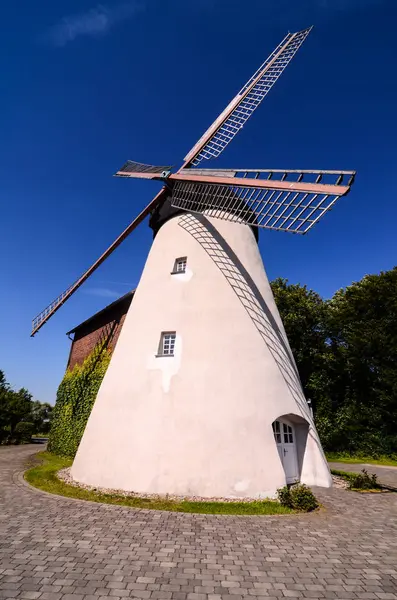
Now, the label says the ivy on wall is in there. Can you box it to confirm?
[48,342,111,457]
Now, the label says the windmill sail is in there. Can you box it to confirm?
[31,189,167,336]
[170,169,355,234]
[183,27,312,167]
[115,160,172,180]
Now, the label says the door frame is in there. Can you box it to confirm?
[272,418,299,484]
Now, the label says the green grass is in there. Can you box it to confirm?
[326,452,397,467]
[331,467,361,480]
[25,452,294,515]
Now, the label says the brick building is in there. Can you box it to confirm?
[66,291,134,370]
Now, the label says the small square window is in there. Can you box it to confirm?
[157,332,176,357]
[172,257,187,274]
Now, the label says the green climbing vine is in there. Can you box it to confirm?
[48,342,111,457]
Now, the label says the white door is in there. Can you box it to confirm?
[272,420,299,484]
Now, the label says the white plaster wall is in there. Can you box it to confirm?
[300,426,333,488]
[71,213,331,498]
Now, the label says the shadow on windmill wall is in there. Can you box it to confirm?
[178,212,323,468]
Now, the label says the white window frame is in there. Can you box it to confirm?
[171,257,187,274]
[157,331,176,357]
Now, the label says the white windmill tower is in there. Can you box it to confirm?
[32,27,355,498]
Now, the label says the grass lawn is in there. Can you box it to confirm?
[25,452,294,516]
[326,453,397,467]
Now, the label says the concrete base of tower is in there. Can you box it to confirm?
[71,212,332,499]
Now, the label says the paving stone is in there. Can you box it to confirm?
[2,447,397,600]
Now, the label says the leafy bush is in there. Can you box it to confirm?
[277,485,293,508]
[290,483,319,511]
[348,469,379,490]
[277,483,318,512]
[331,468,380,490]
[48,342,111,458]
[14,421,35,443]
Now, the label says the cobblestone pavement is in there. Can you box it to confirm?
[1,446,397,600]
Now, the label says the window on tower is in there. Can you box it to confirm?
[157,332,176,357]
[171,257,187,274]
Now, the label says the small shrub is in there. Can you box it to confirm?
[277,483,318,512]
[332,468,381,491]
[289,483,319,511]
[348,469,379,490]
[14,422,35,443]
[0,425,11,445]
[277,485,293,508]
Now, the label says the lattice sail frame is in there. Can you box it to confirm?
[115,160,172,179]
[183,27,312,167]
[170,169,355,234]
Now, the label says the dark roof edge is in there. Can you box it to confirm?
[66,290,135,335]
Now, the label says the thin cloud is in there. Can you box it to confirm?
[45,2,142,46]
[83,287,122,299]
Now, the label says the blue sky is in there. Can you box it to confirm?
[0,0,396,403]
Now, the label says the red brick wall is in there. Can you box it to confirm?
[67,295,133,371]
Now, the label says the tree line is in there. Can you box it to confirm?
[271,266,397,457]
[0,371,52,444]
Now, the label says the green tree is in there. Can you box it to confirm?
[2,388,33,435]
[0,370,8,390]
[270,277,329,407]
[0,371,10,441]
[323,267,397,455]
[31,401,53,434]
[0,371,49,444]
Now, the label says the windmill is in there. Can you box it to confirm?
[33,27,355,498]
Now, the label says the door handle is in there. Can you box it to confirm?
[283,448,287,456]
